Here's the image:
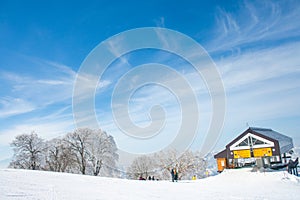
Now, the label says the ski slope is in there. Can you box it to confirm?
[0,168,299,200]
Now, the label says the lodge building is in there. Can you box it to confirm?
[214,127,294,172]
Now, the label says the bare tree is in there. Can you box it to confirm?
[9,132,44,170]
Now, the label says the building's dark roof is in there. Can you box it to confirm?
[214,149,227,158]
[250,127,293,154]
[215,127,294,158]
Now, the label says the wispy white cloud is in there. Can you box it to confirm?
[106,35,132,67]
[207,0,300,54]
[41,60,77,77]
[154,28,181,51]
[217,42,300,91]
[0,115,74,146]
[0,59,76,118]
[0,97,35,118]
[0,71,30,83]
[215,7,240,36]
[36,79,69,85]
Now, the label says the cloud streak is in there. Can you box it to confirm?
[0,97,35,118]
[207,0,300,54]
[0,58,76,118]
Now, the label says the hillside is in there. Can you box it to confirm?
[0,168,299,200]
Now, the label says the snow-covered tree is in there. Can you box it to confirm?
[44,138,76,172]
[9,132,45,170]
[87,130,119,176]
[127,155,157,179]
[184,151,207,179]
[64,128,93,175]
[152,149,207,180]
[64,128,119,176]
[9,128,118,176]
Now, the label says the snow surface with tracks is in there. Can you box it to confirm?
[0,168,299,200]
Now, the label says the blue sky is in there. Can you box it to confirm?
[1,0,300,167]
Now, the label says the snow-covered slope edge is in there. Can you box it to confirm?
[0,168,299,200]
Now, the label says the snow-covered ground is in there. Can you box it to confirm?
[0,168,299,200]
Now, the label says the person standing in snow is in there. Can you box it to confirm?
[174,169,178,182]
[192,175,196,180]
[205,170,210,177]
[171,168,175,182]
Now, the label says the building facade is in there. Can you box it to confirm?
[214,127,294,172]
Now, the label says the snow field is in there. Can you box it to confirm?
[0,168,299,200]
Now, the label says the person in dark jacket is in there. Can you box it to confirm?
[170,168,175,182]
[174,169,178,182]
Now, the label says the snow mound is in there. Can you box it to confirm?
[0,168,299,200]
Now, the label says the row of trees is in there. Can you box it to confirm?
[9,128,209,180]
[9,128,119,177]
[127,150,207,180]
